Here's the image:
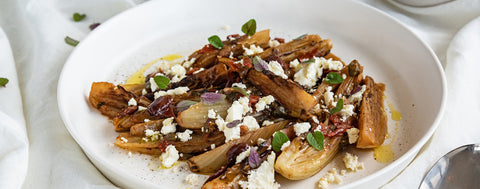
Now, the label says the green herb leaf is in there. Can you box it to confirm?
[307,131,324,150]
[330,98,343,114]
[65,36,79,47]
[294,34,307,40]
[242,19,257,36]
[208,35,223,49]
[73,13,86,22]
[0,77,9,87]
[301,59,315,64]
[272,131,289,152]
[232,87,250,97]
[324,72,344,84]
[153,75,170,90]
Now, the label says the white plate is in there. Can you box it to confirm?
[58,0,446,188]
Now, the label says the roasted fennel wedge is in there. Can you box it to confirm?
[274,135,342,180]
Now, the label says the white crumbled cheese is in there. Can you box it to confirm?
[239,152,280,189]
[323,86,335,107]
[226,101,244,123]
[343,152,364,172]
[120,137,128,143]
[138,106,147,111]
[262,120,274,126]
[128,98,137,106]
[166,64,187,83]
[312,116,320,124]
[348,85,366,104]
[234,58,244,65]
[192,68,205,74]
[238,96,252,114]
[243,116,260,131]
[182,58,196,69]
[255,95,275,112]
[317,168,343,189]
[143,129,160,142]
[280,141,291,151]
[149,77,159,92]
[289,59,301,71]
[211,144,216,149]
[293,122,311,136]
[268,60,288,79]
[338,104,355,121]
[208,109,217,119]
[176,129,193,142]
[229,51,235,59]
[269,39,280,47]
[320,57,343,71]
[185,173,199,186]
[257,138,266,145]
[342,74,347,79]
[144,119,150,122]
[154,86,189,99]
[142,88,147,95]
[223,126,241,142]
[222,25,231,31]
[161,117,177,135]
[232,82,247,89]
[215,116,227,131]
[243,44,264,56]
[161,145,179,168]
[236,147,251,164]
[294,58,323,88]
[346,128,360,144]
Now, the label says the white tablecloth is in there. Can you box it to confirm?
[1,0,479,188]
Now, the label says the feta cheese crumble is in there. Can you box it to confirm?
[182,58,196,69]
[338,104,355,121]
[243,44,264,56]
[208,109,217,119]
[154,86,189,99]
[348,85,366,104]
[166,64,186,83]
[317,168,342,189]
[161,145,179,168]
[255,95,275,112]
[239,152,280,189]
[232,82,247,89]
[120,137,128,143]
[137,106,147,111]
[143,129,160,142]
[346,128,360,144]
[293,57,344,88]
[267,60,288,79]
[128,98,137,106]
[269,39,280,47]
[262,120,274,126]
[236,147,251,164]
[185,173,199,186]
[176,129,193,142]
[161,117,177,135]
[343,152,364,172]
[293,122,311,136]
[243,116,260,131]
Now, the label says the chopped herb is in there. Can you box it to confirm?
[208,35,223,49]
[307,131,324,150]
[73,13,86,22]
[272,131,289,152]
[153,75,170,90]
[65,36,79,47]
[226,120,241,128]
[232,87,249,97]
[294,34,307,40]
[301,59,315,64]
[241,19,257,36]
[324,72,344,84]
[330,98,343,114]
[248,148,261,168]
[0,77,9,87]
[201,92,226,105]
[89,22,100,30]
[252,56,268,71]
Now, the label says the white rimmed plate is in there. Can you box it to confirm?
[58,0,446,188]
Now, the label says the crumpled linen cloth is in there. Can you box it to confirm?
[0,0,479,188]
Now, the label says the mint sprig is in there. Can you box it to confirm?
[208,35,223,49]
[330,98,343,114]
[307,131,324,150]
[153,75,170,90]
[272,131,289,152]
[242,19,257,36]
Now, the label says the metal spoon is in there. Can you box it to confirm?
[419,144,480,189]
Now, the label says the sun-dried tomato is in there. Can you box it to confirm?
[158,140,173,152]
[199,44,217,53]
[242,57,252,68]
[147,95,175,118]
